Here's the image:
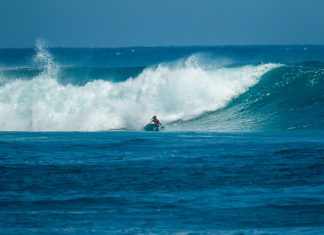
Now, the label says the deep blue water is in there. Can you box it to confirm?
[1,131,324,234]
[1,45,324,234]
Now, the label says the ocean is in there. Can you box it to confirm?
[0,44,324,234]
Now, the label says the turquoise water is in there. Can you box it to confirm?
[1,45,324,131]
[0,45,324,234]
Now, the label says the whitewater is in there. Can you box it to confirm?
[0,44,280,131]
[2,44,324,235]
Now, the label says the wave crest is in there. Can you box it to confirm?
[0,49,279,131]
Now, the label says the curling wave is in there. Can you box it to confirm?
[174,62,324,131]
[0,44,279,131]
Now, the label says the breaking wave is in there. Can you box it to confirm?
[0,44,279,131]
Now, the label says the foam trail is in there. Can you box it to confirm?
[0,49,280,131]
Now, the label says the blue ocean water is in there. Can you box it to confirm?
[0,44,324,234]
[1,131,324,234]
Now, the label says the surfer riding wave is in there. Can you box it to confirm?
[150,116,164,128]
[144,116,164,131]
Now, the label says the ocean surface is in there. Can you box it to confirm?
[0,44,324,234]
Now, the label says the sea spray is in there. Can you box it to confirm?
[0,47,279,131]
[33,40,59,79]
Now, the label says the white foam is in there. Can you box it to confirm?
[0,48,280,131]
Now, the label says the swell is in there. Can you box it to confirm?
[0,66,145,85]
[177,62,324,131]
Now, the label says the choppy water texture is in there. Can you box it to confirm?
[1,45,324,234]
[1,131,324,234]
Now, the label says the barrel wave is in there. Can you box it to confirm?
[0,44,324,131]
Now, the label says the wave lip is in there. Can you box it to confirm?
[180,62,324,132]
[0,45,280,131]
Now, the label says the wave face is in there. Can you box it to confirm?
[176,62,324,131]
[0,43,324,131]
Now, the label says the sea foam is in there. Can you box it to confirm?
[0,45,279,131]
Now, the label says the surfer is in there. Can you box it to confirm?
[143,116,164,131]
[150,116,164,128]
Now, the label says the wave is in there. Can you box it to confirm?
[0,44,279,131]
[0,66,145,85]
[175,63,324,131]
